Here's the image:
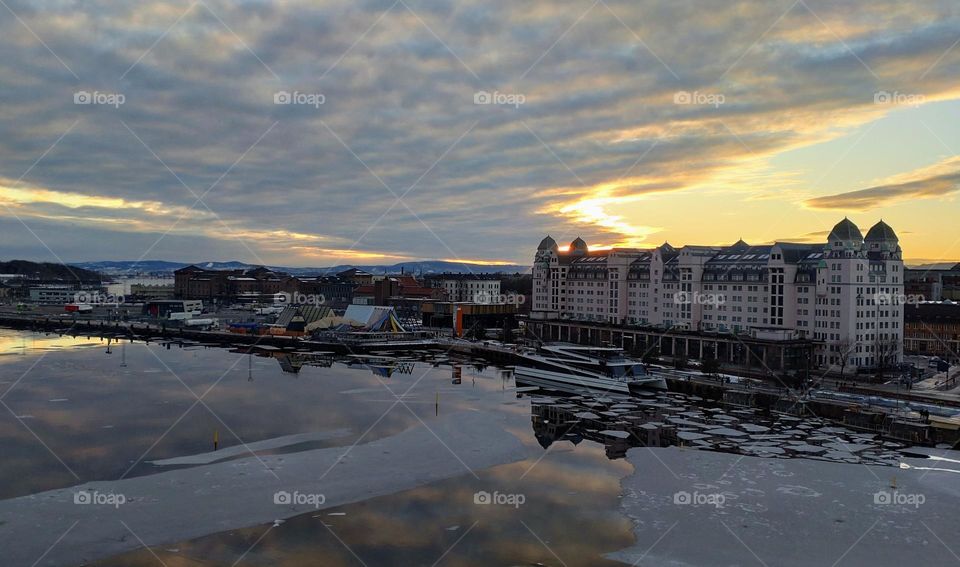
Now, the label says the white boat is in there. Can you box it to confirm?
[514,344,667,395]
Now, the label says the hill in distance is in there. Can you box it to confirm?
[70,260,530,277]
[907,262,960,270]
[0,260,102,282]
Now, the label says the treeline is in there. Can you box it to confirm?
[499,273,532,296]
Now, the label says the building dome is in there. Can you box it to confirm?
[827,218,863,246]
[569,236,588,255]
[537,235,559,251]
[865,220,898,243]
[865,220,900,255]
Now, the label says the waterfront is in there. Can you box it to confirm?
[2,327,960,566]
[0,328,633,566]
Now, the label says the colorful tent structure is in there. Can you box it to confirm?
[276,304,334,332]
[340,305,406,332]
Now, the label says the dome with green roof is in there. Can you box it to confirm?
[569,237,588,255]
[865,220,897,243]
[537,235,559,251]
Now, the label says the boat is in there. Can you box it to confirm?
[514,344,667,395]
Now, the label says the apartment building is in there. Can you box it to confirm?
[532,218,905,372]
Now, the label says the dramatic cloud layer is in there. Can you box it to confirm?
[1,0,959,264]
[805,156,960,210]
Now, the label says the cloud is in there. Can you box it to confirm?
[805,156,960,210]
[0,0,959,264]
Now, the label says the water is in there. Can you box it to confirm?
[5,328,952,566]
[0,329,632,566]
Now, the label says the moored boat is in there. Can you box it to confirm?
[515,343,667,395]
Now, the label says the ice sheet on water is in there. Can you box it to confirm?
[609,448,960,566]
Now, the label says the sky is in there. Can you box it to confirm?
[0,0,959,267]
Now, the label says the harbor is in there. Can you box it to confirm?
[0,321,958,566]
[3,310,959,449]
[0,311,445,354]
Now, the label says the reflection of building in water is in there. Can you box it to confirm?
[369,361,414,378]
[530,396,677,459]
[275,353,335,374]
[230,351,337,374]
[344,357,415,378]
[527,389,924,463]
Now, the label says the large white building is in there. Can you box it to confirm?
[431,275,501,303]
[532,219,905,372]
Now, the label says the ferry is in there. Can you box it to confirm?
[514,344,667,395]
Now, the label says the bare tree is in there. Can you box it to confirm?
[837,338,855,378]
[873,338,899,379]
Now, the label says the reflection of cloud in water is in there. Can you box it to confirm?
[0,331,524,499]
[4,329,636,566]
[97,457,633,567]
[0,329,107,360]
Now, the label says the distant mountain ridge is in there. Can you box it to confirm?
[70,260,530,277]
[907,262,960,270]
[0,260,102,282]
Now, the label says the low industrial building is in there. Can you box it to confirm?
[905,264,960,302]
[527,319,818,378]
[175,265,364,305]
[28,286,104,304]
[353,275,442,306]
[175,266,291,301]
[904,302,960,363]
[422,301,519,334]
[142,300,204,319]
[130,284,175,299]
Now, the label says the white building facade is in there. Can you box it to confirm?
[532,219,905,372]
[435,277,501,303]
